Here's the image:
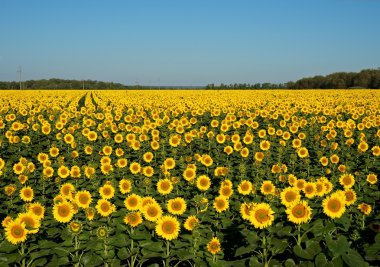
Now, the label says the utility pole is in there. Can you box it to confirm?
[17,65,22,90]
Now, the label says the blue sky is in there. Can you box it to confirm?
[1,0,379,86]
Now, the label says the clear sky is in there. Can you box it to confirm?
[1,0,379,86]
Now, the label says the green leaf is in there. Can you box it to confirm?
[37,240,58,249]
[326,235,349,257]
[0,252,19,264]
[293,240,321,260]
[139,241,163,253]
[365,233,380,260]
[108,235,128,247]
[81,252,103,266]
[249,256,264,267]
[235,246,254,257]
[342,249,369,267]
[51,247,70,257]
[284,258,297,267]
[0,241,18,253]
[30,257,48,267]
[30,249,51,260]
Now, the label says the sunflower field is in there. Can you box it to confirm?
[0,89,379,267]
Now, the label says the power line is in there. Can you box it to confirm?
[17,65,22,90]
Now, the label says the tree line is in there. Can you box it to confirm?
[206,68,380,89]
[0,68,379,90]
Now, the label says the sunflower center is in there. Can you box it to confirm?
[327,199,341,212]
[58,205,69,217]
[255,209,269,223]
[292,205,306,218]
[101,203,110,212]
[148,207,158,217]
[79,194,89,204]
[285,192,296,202]
[12,226,24,238]
[162,221,175,234]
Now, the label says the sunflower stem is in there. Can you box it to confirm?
[361,215,366,230]
[297,225,302,246]
[165,240,170,266]
[20,242,26,267]
[262,234,269,267]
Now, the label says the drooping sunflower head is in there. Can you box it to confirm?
[184,215,199,231]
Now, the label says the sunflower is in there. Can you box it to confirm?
[260,181,275,195]
[164,158,176,170]
[99,184,115,199]
[13,162,25,175]
[366,174,378,185]
[5,220,28,245]
[96,226,109,239]
[124,212,143,227]
[224,145,233,155]
[240,202,255,220]
[219,185,233,198]
[238,180,253,195]
[102,145,113,156]
[280,187,301,207]
[100,164,114,175]
[142,166,154,177]
[207,237,221,255]
[319,156,329,166]
[157,178,173,195]
[70,165,81,178]
[143,152,154,163]
[344,189,357,206]
[75,190,92,209]
[286,200,312,224]
[116,158,128,168]
[221,179,233,188]
[27,202,45,219]
[57,165,70,179]
[85,207,95,221]
[68,221,83,234]
[196,175,211,191]
[249,203,275,229]
[303,182,317,198]
[259,140,271,151]
[322,193,346,219]
[143,202,163,222]
[96,199,116,217]
[372,146,380,156]
[17,212,41,234]
[155,215,181,241]
[84,166,96,179]
[124,194,142,211]
[339,173,355,189]
[358,142,369,152]
[20,186,34,202]
[183,168,196,182]
[254,152,265,162]
[297,147,309,158]
[358,203,372,215]
[60,183,75,199]
[49,147,59,157]
[184,215,199,231]
[330,154,339,164]
[129,162,141,174]
[167,197,187,215]
[119,179,132,194]
[53,201,74,223]
[213,196,229,213]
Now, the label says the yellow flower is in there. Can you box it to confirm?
[297,147,309,158]
[344,189,357,206]
[259,140,270,151]
[286,200,312,224]
[184,215,199,231]
[358,203,372,215]
[96,199,116,217]
[157,178,173,195]
[339,173,355,189]
[167,197,187,215]
[119,179,132,194]
[75,190,92,209]
[53,201,74,223]
[5,220,28,245]
[366,173,377,185]
[57,165,70,179]
[129,162,141,174]
[196,175,211,191]
[17,212,41,234]
[99,184,115,199]
[280,187,301,207]
[142,202,163,222]
[240,202,255,220]
[183,168,196,182]
[238,180,253,195]
[260,181,275,195]
[20,186,34,202]
[164,158,176,170]
[213,196,229,213]
[249,203,275,229]
[322,193,346,219]
[27,202,45,219]
[207,237,221,255]
[124,212,143,227]
[155,215,180,241]
[303,182,317,199]
[124,194,142,211]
